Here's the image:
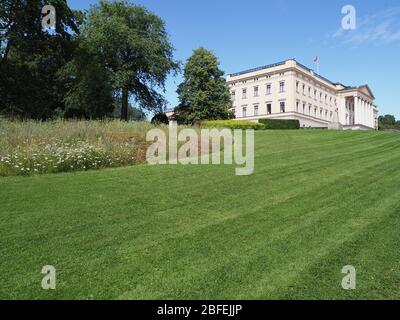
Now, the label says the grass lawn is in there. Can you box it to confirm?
[1,130,400,299]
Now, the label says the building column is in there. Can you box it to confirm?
[338,97,346,124]
[367,102,371,128]
[370,103,374,128]
[354,96,359,125]
[362,99,366,126]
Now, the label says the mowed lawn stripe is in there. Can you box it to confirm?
[1,130,400,299]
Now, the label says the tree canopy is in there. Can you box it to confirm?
[0,0,178,121]
[0,0,82,119]
[79,0,179,121]
[173,47,234,124]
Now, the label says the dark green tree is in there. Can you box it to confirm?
[174,47,234,124]
[0,0,82,119]
[79,0,179,121]
[151,112,169,125]
[61,45,115,119]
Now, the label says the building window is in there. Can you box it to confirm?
[309,104,312,115]
[314,107,317,116]
[279,81,285,93]
[231,90,235,100]
[266,84,271,95]
[303,103,306,114]
[296,81,299,93]
[280,101,285,113]
[254,105,259,116]
[314,89,317,99]
[308,87,311,97]
[296,101,299,112]
[267,103,272,114]
[254,86,259,97]
[242,106,247,117]
[242,88,247,99]
[302,84,305,95]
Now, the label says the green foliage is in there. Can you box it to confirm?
[259,119,300,130]
[378,114,400,130]
[174,47,234,124]
[80,0,179,121]
[112,99,147,121]
[61,45,115,119]
[0,0,83,119]
[151,112,169,125]
[201,120,264,130]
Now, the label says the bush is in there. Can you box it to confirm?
[151,112,169,125]
[258,119,300,130]
[201,120,265,130]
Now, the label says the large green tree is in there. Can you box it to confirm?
[79,0,179,121]
[174,47,234,124]
[0,0,82,119]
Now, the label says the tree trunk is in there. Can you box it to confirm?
[121,87,129,121]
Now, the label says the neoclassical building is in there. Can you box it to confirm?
[227,59,378,130]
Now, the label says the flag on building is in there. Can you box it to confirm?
[313,56,319,63]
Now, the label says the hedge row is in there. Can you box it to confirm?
[200,120,265,130]
[258,119,300,130]
[201,119,300,130]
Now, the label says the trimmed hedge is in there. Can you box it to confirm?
[258,119,300,130]
[200,120,265,130]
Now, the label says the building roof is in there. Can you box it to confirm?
[228,59,375,99]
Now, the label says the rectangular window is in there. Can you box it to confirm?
[242,106,247,117]
[231,90,235,100]
[280,101,285,113]
[296,101,299,112]
[267,103,272,114]
[254,86,259,97]
[314,89,317,99]
[296,81,299,93]
[302,84,305,95]
[308,87,311,97]
[254,105,259,116]
[303,103,306,114]
[242,88,247,99]
[266,84,271,95]
[279,82,285,93]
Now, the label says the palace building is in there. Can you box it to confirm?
[227,59,378,130]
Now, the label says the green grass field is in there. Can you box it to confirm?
[1,130,400,299]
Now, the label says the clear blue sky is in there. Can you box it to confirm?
[68,0,400,118]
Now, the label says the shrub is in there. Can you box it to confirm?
[201,120,265,130]
[258,119,300,130]
[151,112,169,125]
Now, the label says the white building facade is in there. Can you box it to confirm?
[227,59,378,130]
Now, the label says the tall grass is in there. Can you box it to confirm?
[0,120,169,176]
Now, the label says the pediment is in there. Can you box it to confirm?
[358,85,375,99]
